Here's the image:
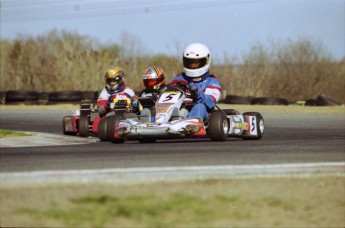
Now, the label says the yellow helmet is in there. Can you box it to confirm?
[104,67,126,94]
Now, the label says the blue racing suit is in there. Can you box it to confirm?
[170,72,222,120]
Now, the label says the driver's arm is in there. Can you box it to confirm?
[96,88,110,115]
[196,79,221,110]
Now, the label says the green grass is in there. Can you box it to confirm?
[0,129,31,138]
[1,176,344,227]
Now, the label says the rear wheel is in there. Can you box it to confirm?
[98,117,108,141]
[78,116,90,137]
[107,115,125,144]
[208,110,229,141]
[242,112,264,140]
[223,109,240,115]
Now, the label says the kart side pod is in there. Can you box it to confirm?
[227,112,264,140]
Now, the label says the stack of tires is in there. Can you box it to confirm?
[222,95,289,105]
[221,94,343,106]
[305,94,343,106]
[48,91,83,104]
[0,90,100,105]
[4,90,39,105]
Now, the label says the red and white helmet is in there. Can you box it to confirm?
[142,66,165,90]
[183,43,211,78]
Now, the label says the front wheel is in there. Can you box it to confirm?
[78,116,90,137]
[242,112,264,140]
[107,115,125,144]
[98,117,108,141]
[208,110,229,141]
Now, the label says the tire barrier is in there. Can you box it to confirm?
[223,95,254,105]
[316,94,343,106]
[0,91,6,105]
[81,91,99,102]
[38,92,50,101]
[305,99,318,106]
[1,90,343,106]
[251,97,289,106]
[4,90,39,105]
[48,91,83,102]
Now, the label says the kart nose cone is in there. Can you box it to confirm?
[116,125,130,136]
[185,124,200,134]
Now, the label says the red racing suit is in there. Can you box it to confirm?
[96,87,136,115]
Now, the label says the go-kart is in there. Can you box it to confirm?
[97,94,154,142]
[62,102,101,137]
[106,80,264,143]
[62,92,154,139]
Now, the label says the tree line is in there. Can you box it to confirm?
[1,30,344,102]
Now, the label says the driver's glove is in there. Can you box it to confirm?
[98,105,106,115]
[189,83,199,102]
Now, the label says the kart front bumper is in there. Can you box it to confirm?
[115,118,206,139]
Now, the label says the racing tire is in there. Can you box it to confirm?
[224,95,254,105]
[223,109,240,115]
[305,99,318,106]
[98,117,108,141]
[5,90,39,102]
[48,91,83,102]
[138,138,157,143]
[316,94,343,106]
[208,110,229,141]
[78,116,90,137]
[62,119,77,136]
[242,112,264,140]
[107,115,125,144]
[81,91,99,102]
[252,97,289,105]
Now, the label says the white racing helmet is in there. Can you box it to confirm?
[183,43,211,78]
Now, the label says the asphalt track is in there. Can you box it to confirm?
[0,109,344,173]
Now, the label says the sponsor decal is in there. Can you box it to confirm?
[235,122,248,130]
[156,104,171,113]
[159,92,180,103]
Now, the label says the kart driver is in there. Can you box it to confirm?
[139,66,167,99]
[169,43,222,120]
[138,66,167,122]
[97,66,136,115]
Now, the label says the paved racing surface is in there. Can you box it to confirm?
[0,109,344,173]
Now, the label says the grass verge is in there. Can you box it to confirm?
[0,129,32,138]
[1,176,344,227]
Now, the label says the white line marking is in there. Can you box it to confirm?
[1,162,344,178]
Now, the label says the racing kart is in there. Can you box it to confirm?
[106,80,264,143]
[62,92,154,139]
[62,102,101,137]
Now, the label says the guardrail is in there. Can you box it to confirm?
[0,90,343,106]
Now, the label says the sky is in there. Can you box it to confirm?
[1,0,344,63]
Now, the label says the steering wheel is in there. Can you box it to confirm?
[168,79,190,92]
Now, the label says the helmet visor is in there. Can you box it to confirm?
[106,76,122,85]
[144,79,159,88]
[183,57,208,69]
